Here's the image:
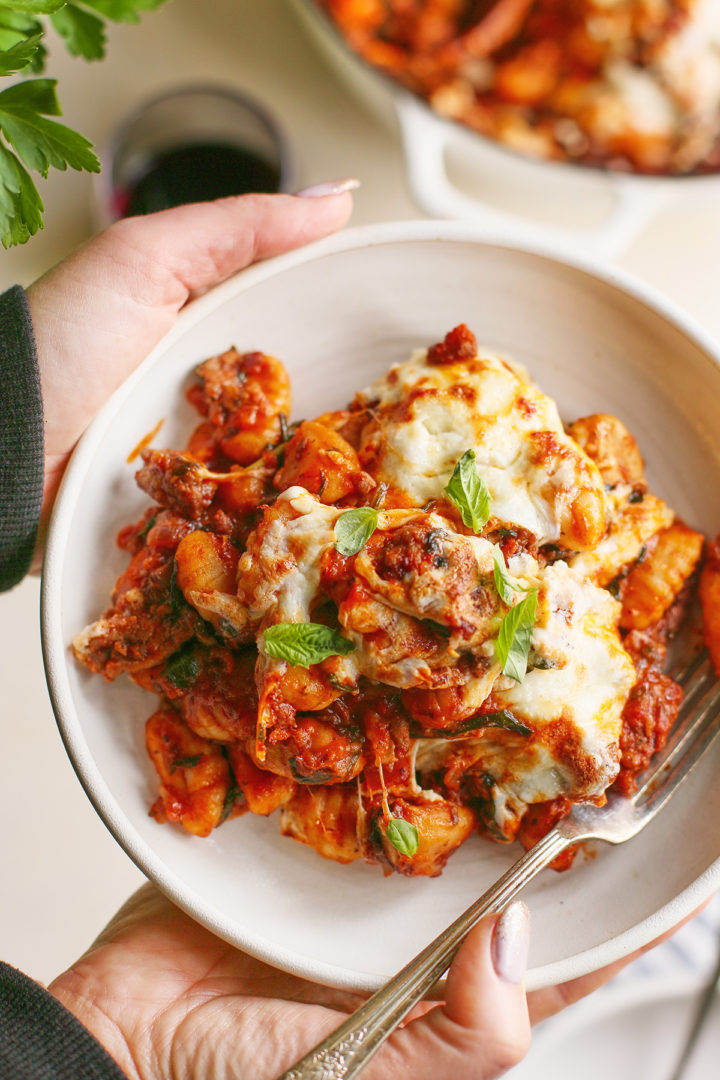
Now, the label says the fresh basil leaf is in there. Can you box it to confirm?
[445,449,491,532]
[496,589,538,683]
[386,818,419,856]
[170,753,202,773]
[262,622,355,668]
[334,506,378,556]
[492,543,531,605]
[164,644,199,690]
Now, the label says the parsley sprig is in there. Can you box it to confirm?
[0,0,169,247]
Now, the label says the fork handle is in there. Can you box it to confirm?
[277,827,570,1080]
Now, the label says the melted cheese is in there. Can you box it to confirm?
[357,347,606,549]
[413,561,634,837]
[232,345,641,843]
[238,487,339,627]
[498,562,634,743]
[495,562,634,811]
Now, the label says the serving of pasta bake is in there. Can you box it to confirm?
[315,0,720,175]
[72,323,720,878]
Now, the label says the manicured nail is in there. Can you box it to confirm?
[295,178,360,197]
[491,901,530,984]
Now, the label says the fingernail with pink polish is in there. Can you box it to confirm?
[296,178,360,197]
[492,901,531,984]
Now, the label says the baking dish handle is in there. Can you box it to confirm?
[395,91,676,262]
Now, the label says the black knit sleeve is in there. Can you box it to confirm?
[0,284,44,592]
[0,962,128,1079]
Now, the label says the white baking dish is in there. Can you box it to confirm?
[290,0,719,261]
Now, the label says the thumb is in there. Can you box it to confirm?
[27,186,355,549]
[28,190,356,440]
[77,187,358,309]
[29,186,356,322]
[373,902,532,1080]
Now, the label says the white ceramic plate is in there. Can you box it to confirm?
[42,220,720,993]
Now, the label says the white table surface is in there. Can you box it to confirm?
[2,0,720,1070]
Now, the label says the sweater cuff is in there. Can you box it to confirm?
[0,284,44,592]
[0,962,128,1079]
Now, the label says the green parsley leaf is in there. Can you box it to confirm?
[386,818,419,856]
[1,2,67,14]
[262,623,355,669]
[80,0,168,24]
[0,76,59,113]
[334,506,378,556]
[0,0,170,243]
[0,8,42,44]
[445,449,491,532]
[495,589,538,683]
[0,31,42,74]
[492,543,532,605]
[51,4,106,60]
[0,78,100,176]
[0,141,42,246]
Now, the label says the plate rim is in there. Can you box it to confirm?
[40,218,720,991]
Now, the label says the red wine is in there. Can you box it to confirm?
[119,141,281,217]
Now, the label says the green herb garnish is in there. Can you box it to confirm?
[444,449,491,532]
[496,590,538,683]
[168,559,187,619]
[138,513,156,540]
[262,622,355,669]
[492,543,532,605]
[170,754,202,773]
[219,780,243,823]
[334,506,378,556]
[0,0,169,246]
[386,818,419,856]
[476,709,533,736]
[164,644,200,690]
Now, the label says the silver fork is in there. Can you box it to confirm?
[278,649,720,1080]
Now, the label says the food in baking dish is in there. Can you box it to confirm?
[315,0,720,175]
[73,324,719,876]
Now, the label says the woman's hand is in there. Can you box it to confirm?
[49,881,703,1080]
[26,187,355,555]
[49,884,532,1080]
